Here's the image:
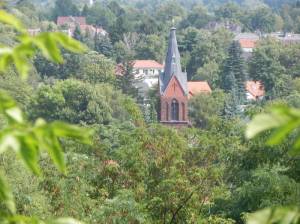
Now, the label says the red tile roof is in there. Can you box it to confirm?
[245,81,264,99]
[57,16,86,26]
[188,81,212,98]
[239,39,257,48]
[133,60,163,69]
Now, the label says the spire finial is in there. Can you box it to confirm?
[172,19,175,28]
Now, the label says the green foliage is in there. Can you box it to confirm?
[76,51,116,84]
[98,190,148,223]
[247,207,300,224]
[189,89,226,128]
[30,79,141,125]
[0,10,85,78]
[52,0,80,19]
[0,10,91,224]
[135,34,165,62]
[246,105,300,155]
[221,41,246,104]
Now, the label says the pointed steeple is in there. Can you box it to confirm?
[160,27,188,95]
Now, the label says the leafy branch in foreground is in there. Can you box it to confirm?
[246,105,300,224]
[0,10,86,78]
[246,105,300,155]
[0,10,91,224]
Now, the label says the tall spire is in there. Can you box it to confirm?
[159,27,188,95]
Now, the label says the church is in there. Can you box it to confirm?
[159,27,194,127]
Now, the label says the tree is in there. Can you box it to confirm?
[77,51,116,84]
[29,79,140,125]
[0,10,90,224]
[73,25,83,42]
[135,34,165,62]
[94,34,113,57]
[189,89,226,128]
[249,40,286,98]
[52,0,80,20]
[180,4,212,29]
[117,59,138,98]
[221,41,246,104]
[245,7,277,32]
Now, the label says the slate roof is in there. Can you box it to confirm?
[159,27,188,95]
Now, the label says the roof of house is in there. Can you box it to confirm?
[133,60,163,69]
[234,33,260,41]
[57,16,86,26]
[159,27,188,95]
[239,39,257,48]
[245,81,264,98]
[188,81,212,98]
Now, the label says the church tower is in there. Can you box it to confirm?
[159,27,189,127]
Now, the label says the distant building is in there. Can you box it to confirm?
[56,16,107,37]
[187,81,212,99]
[206,21,242,34]
[159,27,190,127]
[133,60,164,91]
[266,32,300,44]
[27,28,41,36]
[235,33,260,59]
[245,81,265,100]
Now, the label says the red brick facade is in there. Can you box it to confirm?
[160,76,189,125]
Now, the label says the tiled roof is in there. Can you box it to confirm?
[57,16,86,26]
[188,81,212,98]
[245,81,264,99]
[239,39,257,48]
[133,60,163,69]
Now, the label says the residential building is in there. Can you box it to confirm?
[206,21,242,34]
[245,81,265,100]
[187,81,212,99]
[56,16,107,37]
[133,60,164,92]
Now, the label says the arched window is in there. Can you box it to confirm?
[182,102,185,121]
[171,99,179,121]
[166,102,169,121]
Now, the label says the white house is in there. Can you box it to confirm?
[132,60,164,95]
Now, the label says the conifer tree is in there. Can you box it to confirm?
[221,41,246,104]
[73,26,83,42]
[117,56,138,98]
[94,34,113,57]
[81,4,89,17]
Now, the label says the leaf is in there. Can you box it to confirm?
[36,128,66,175]
[0,90,16,111]
[267,120,300,146]
[288,137,300,156]
[5,107,23,123]
[245,113,287,139]
[19,136,41,175]
[0,135,20,154]
[34,33,63,63]
[247,207,300,224]
[52,32,86,53]
[0,10,24,32]
[0,172,16,214]
[49,218,84,224]
[51,122,92,144]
